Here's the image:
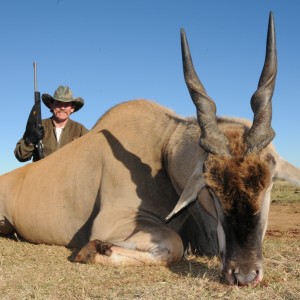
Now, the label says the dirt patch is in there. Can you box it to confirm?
[266,204,300,239]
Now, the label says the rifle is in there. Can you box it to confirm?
[23,62,44,160]
[33,62,44,160]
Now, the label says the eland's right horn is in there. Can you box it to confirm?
[181,28,230,156]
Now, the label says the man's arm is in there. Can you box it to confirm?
[14,138,36,162]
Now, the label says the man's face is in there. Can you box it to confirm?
[51,100,75,122]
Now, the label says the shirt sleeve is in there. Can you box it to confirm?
[14,138,35,162]
[81,125,89,136]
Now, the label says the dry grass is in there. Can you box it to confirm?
[272,179,300,204]
[0,181,299,299]
[0,237,299,299]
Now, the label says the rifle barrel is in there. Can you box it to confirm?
[33,62,38,92]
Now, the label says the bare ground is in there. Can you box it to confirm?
[266,204,300,239]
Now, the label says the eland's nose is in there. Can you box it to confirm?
[226,267,263,286]
[235,268,263,286]
[234,270,257,286]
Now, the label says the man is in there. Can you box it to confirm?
[15,85,89,162]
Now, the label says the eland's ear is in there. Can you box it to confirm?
[166,161,206,220]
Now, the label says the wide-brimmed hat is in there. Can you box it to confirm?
[42,85,84,112]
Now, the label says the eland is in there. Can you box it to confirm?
[1,12,299,286]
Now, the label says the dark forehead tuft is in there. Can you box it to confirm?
[204,154,272,214]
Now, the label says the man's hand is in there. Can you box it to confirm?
[24,125,45,145]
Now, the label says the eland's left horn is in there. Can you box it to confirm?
[246,12,277,153]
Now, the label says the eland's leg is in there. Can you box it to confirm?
[75,225,184,266]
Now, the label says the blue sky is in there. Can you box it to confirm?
[1,0,300,175]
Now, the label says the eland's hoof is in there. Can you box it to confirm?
[74,239,113,263]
